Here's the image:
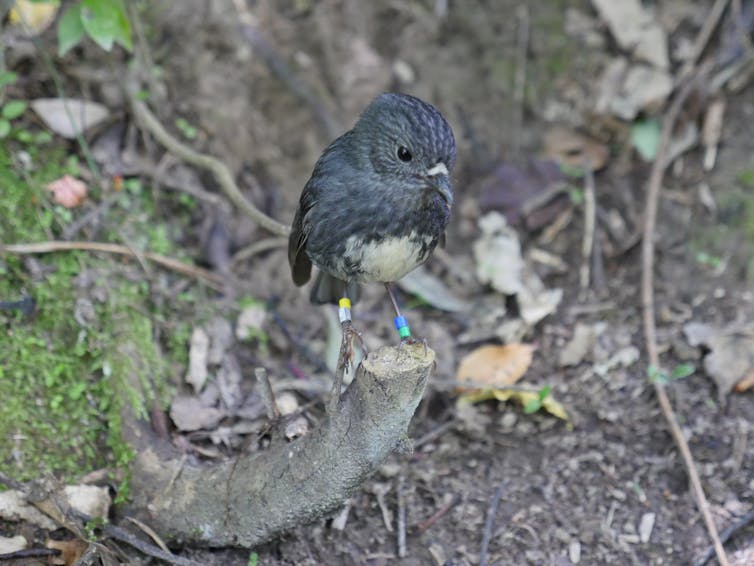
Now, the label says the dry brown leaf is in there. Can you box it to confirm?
[8,0,59,35]
[735,371,754,393]
[455,343,535,392]
[47,538,87,566]
[46,175,87,208]
[543,127,609,171]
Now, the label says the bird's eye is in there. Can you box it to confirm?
[397,146,412,162]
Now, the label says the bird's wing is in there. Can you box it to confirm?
[288,185,317,286]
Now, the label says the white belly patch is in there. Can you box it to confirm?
[344,232,432,282]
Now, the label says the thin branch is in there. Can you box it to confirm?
[479,480,507,566]
[679,0,730,79]
[2,241,224,289]
[129,99,290,237]
[640,70,729,566]
[397,474,407,558]
[231,237,287,265]
[580,160,596,290]
[694,508,754,566]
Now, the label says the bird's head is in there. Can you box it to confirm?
[350,93,456,206]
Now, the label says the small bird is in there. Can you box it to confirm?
[288,92,456,347]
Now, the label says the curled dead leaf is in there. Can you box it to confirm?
[459,387,569,421]
[543,127,609,171]
[455,343,535,391]
[46,175,87,208]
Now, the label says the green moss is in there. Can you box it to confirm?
[0,142,182,487]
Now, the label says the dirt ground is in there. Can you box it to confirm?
[3,0,754,564]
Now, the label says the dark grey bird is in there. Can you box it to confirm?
[288,92,456,343]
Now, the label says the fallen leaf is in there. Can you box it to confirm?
[478,159,567,227]
[170,396,226,431]
[64,484,111,519]
[0,490,58,530]
[735,371,754,393]
[458,387,569,421]
[0,535,27,554]
[543,127,609,171]
[31,98,109,139]
[631,119,661,161]
[595,59,673,120]
[517,267,563,326]
[398,266,469,313]
[559,322,606,367]
[456,343,535,391]
[8,0,59,35]
[473,212,525,295]
[46,175,87,208]
[47,538,87,566]
[185,326,209,393]
[473,213,562,326]
[591,0,669,68]
[236,303,268,341]
[683,322,754,395]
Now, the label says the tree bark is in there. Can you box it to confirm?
[121,343,434,547]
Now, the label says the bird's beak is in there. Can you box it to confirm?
[426,162,453,206]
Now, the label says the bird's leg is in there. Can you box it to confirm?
[328,292,366,414]
[385,283,419,345]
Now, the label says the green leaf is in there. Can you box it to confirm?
[2,100,27,120]
[0,119,11,138]
[671,363,695,380]
[631,119,661,162]
[175,117,198,140]
[647,364,667,385]
[80,0,132,52]
[0,71,18,89]
[58,4,86,56]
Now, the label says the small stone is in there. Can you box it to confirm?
[275,392,299,416]
[500,411,518,429]
[639,512,656,543]
[569,540,581,564]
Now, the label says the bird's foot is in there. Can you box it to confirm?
[327,320,367,414]
[399,335,428,356]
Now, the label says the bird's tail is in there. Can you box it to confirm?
[309,271,361,305]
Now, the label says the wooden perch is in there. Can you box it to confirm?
[121,344,434,548]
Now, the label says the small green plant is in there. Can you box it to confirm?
[58,0,133,55]
[175,117,198,140]
[647,363,695,385]
[523,385,552,414]
[0,71,26,138]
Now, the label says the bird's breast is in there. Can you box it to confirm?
[344,231,436,283]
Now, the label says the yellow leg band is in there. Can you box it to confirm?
[338,297,352,309]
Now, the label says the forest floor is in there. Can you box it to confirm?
[1,1,753,565]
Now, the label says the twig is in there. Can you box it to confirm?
[580,160,596,290]
[231,237,288,265]
[511,4,529,157]
[479,480,507,566]
[98,521,201,566]
[0,548,61,561]
[124,516,171,554]
[413,419,456,449]
[679,0,730,79]
[694,508,754,566]
[129,99,290,237]
[255,367,280,420]
[397,474,407,558]
[2,241,224,289]
[416,492,462,533]
[640,70,729,566]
